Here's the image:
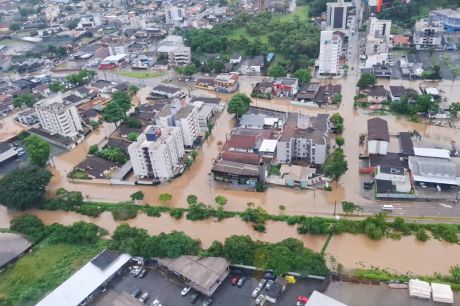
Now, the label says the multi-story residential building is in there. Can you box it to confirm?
[168,46,191,66]
[368,17,391,40]
[326,0,354,31]
[272,77,299,97]
[413,17,444,50]
[318,31,342,75]
[78,15,102,29]
[130,16,146,29]
[214,73,239,93]
[35,95,83,138]
[277,113,330,165]
[128,126,185,180]
[362,17,392,67]
[164,6,185,24]
[174,105,199,148]
[430,8,460,32]
[44,3,60,21]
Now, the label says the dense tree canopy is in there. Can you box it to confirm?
[10,214,46,241]
[0,167,52,210]
[24,135,50,166]
[293,68,312,84]
[357,73,377,88]
[102,102,125,124]
[227,93,251,117]
[65,70,96,86]
[322,148,348,180]
[13,93,37,108]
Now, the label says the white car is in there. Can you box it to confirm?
[150,299,161,306]
[255,294,265,305]
[181,286,191,296]
[252,287,260,298]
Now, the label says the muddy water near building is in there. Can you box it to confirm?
[327,233,460,275]
[2,206,460,275]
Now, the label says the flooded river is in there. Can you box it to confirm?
[1,206,459,275]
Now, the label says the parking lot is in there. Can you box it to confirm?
[92,267,325,306]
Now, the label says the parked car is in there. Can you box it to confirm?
[150,299,161,306]
[202,298,212,306]
[237,276,247,287]
[190,292,199,304]
[181,286,191,296]
[257,279,267,290]
[131,288,142,298]
[264,271,276,280]
[265,280,274,290]
[255,294,265,305]
[252,288,261,298]
[363,182,373,190]
[139,268,147,279]
[297,296,309,304]
[139,292,150,303]
[231,276,239,286]
[382,204,394,211]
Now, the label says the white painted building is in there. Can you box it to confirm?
[165,6,185,24]
[318,30,342,75]
[129,16,146,29]
[174,105,199,148]
[78,15,102,29]
[108,45,128,56]
[368,17,391,40]
[128,126,185,180]
[35,95,83,138]
[326,0,354,31]
[413,17,444,50]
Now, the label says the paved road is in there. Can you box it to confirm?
[359,201,460,219]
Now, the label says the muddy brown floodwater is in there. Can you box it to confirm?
[1,206,459,275]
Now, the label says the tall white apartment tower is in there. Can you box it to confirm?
[326,0,354,31]
[174,105,199,148]
[35,95,83,138]
[128,126,185,180]
[318,30,342,75]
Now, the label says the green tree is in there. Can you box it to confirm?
[47,222,107,245]
[49,81,65,93]
[128,85,139,96]
[342,201,360,215]
[55,188,84,209]
[0,166,52,210]
[449,103,460,118]
[158,193,173,203]
[125,117,142,128]
[329,113,344,133]
[449,265,460,283]
[112,91,132,114]
[13,93,37,108]
[127,131,140,141]
[190,150,198,160]
[215,195,228,206]
[336,136,345,147]
[102,102,125,125]
[322,148,348,181]
[357,73,377,88]
[65,70,96,86]
[293,68,312,84]
[130,191,144,201]
[10,214,45,241]
[88,144,99,155]
[176,65,198,77]
[227,93,251,117]
[416,228,429,241]
[268,64,285,78]
[10,23,20,31]
[24,135,50,166]
[223,235,256,265]
[187,194,198,205]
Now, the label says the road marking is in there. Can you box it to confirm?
[440,204,453,208]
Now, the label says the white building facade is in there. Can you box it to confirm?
[165,6,185,24]
[318,30,342,75]
[174,105,199,148]
[35,96,83,138]
[128,126,185,180]
[326,0,354,31]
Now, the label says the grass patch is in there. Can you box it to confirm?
[118,70,163,79]
[0,242,103,306]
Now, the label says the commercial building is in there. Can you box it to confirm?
[430,8,460,31]
[37,249,132,306]
[367,117,389,155]
[174,105,199,147]
[159,256,229,296]
[413,17,444,50]
[408,156,458,186]
[277,113,330,165]
[368,17,391,39]
[214,73,239,93]
[78,15,102,29]
[326,0,354,31]
[0,142,18,165]
[272,77,299,97]
[318,31,342,75]
[35,95,83,138]
[128,126,185,180]
[157,36,191,67]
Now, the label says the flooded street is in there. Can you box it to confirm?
[2,205,459,275]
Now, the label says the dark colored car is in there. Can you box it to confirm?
[264,272,276,280]
[190,292,199,304]
[131,288,142,298]
[237,276,247,287]
[231,276,239,286]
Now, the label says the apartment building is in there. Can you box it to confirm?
[128,126,185,180]
[174,105,199,148]
[318,31,342,75]
[169,46,191,66]
[130,16,146,29]
[326,0,354,31]
[368,17,391,39]
[413,17,444,50]
[277,113,330,165]
[78,15,102,29]
[165,6,185,25]
[35,95,83,138]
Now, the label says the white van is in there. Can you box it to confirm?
[382,205,394,211]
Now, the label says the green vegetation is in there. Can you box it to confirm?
[125,117,142,129]
[175,65,198,77]
[65,69,96,86]
[341,201,361,215]
[127,131,140,141]
[227,93,251,117]
[130,191,144,201]
[321,148,348,181]
[49,81,65,93]
[128,85,139,96]
[268,63,286,77]
[111,204,138,221]
[184,8,319,70]
[24,135,50,166]
[44,188,84,211]
[335,136,345,148]
[118,70,163,79]
[293,68,312,84]
[269,164,281,176]
[102,91,132,125]
[10,214,45,242]
[390,94,439,116]
[0,242,103,306]
[357,73,377,88]
[0,167,52,210]
[158,193,173,204]
[13,93,36,108]
[67,169,91,180]
[95,147,129,164]
[329,113,344,133]
[256,181,268,192]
